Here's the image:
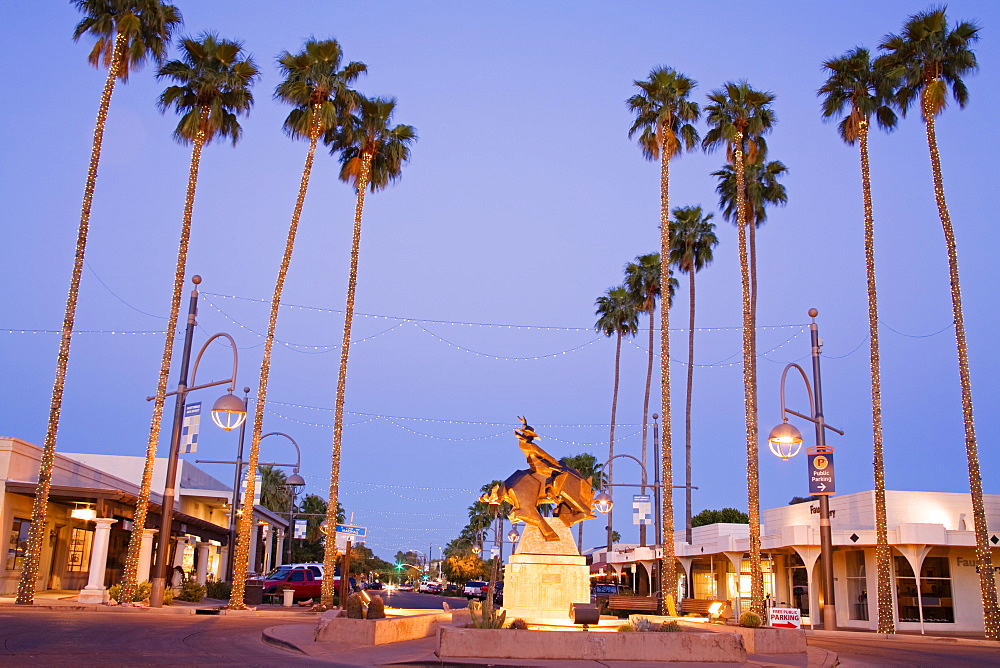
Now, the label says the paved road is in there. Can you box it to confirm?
[0,609,325,666]
[372,589,469,610]
[807,633,1000,667]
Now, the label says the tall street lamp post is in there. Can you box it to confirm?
[150,276,246,608]
[594,452,694,606]
[198,430,305,577]
[767,308,844,631]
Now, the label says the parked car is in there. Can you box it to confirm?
[397,583,414,591]
[268,562,324,579]
[365,581,384,590]
[463,580,489,600]
[590,583,624,611]
[263,567,322,600]
[426,582,443,594]
[417,581,435,593]
[492,580,504,605]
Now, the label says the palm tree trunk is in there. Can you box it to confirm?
[923,100,1000,640]
[120,108,208,605]
[658,144,674,609]
[734,132,764,617]
[684,270,695,545]
[324,151,374,606]
[639,304,654,547]
[858,122,894,634]
[15,33,126,605]
[606,330,622,551]
[231,103,324,609]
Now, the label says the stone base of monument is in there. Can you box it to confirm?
[502,521,590,623]
[437,627,747,663]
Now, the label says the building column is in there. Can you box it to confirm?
[250,522,260,574]
[137,528,157,583]
[276,529,286,568]
[77,518,117,604]
[263,525,274,573]
[196,541,211,585]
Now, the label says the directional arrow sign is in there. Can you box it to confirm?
[808,451,835,496]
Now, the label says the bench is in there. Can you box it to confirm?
[607,595,660,613]
[680,598,731,620]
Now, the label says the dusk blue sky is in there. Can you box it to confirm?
[2,1,998,561]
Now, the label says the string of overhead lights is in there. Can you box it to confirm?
[202,291,814,333]
[266,405,645,446]
[625,326,809,366]
[267,401,643,428]
[3,328,167,335]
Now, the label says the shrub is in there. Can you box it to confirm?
[629,616,656,632]
[616,624,635,632]
[162,587,175,605]
[205,580,232,600]
[507,618,528,630]
[659,620,684,632]
[346,592,365,619]
[367,595,386,619]
[108,581,153,604]
[739,611,762,628]
[176,580,206,602]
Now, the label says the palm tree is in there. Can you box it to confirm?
[321,95,416,606]
[594,286,639,550]
[710,158,787,320]
[15,0,182,606]
[818,45,898,636]
[559,454,606,551]
[119,31,257,606]
[627,65,700,604]
[667,206,718,546]
[258,465,291,513]
[702,80,776,616]
[229,38,365,610]
[623,253,675,547]
[880,9,998,640]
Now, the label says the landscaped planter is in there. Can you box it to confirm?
[314,610,452,645]
[437,627,746,662]
[676,621,806,654]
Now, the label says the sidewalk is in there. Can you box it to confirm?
[0,590,316,618]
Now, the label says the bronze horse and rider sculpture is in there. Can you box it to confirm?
[481,417,596,541]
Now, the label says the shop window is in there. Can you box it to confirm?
[846,550,869,621]
[728,555,775,605]
[895,555,954,623]
[7,519,30,570]
[66,527,93,572]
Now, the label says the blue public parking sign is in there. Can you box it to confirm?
[808,451,835,495]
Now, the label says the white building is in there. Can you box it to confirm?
[592,489,1000,634]
[1,436,288,601]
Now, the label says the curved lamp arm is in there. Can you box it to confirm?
[261,431,302,473]
[189,332,240,393]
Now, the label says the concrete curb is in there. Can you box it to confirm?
[804,628,999,648]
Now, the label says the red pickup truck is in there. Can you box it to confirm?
[262,567,322,600]
[262,566,357,600]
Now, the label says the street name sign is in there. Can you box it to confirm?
[335,524,367,537]
[808,451,835,495]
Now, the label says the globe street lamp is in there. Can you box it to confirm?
[767,308,844,631]
[150,276,245,608]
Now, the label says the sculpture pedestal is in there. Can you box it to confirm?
[503,522,589,622]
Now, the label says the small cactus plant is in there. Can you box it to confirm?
[366,594,386,619]
[346,592,365,619]
[507,618,528,630]
[739,611,762,628]
[659,620,683,632]
[468,599,507,629]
